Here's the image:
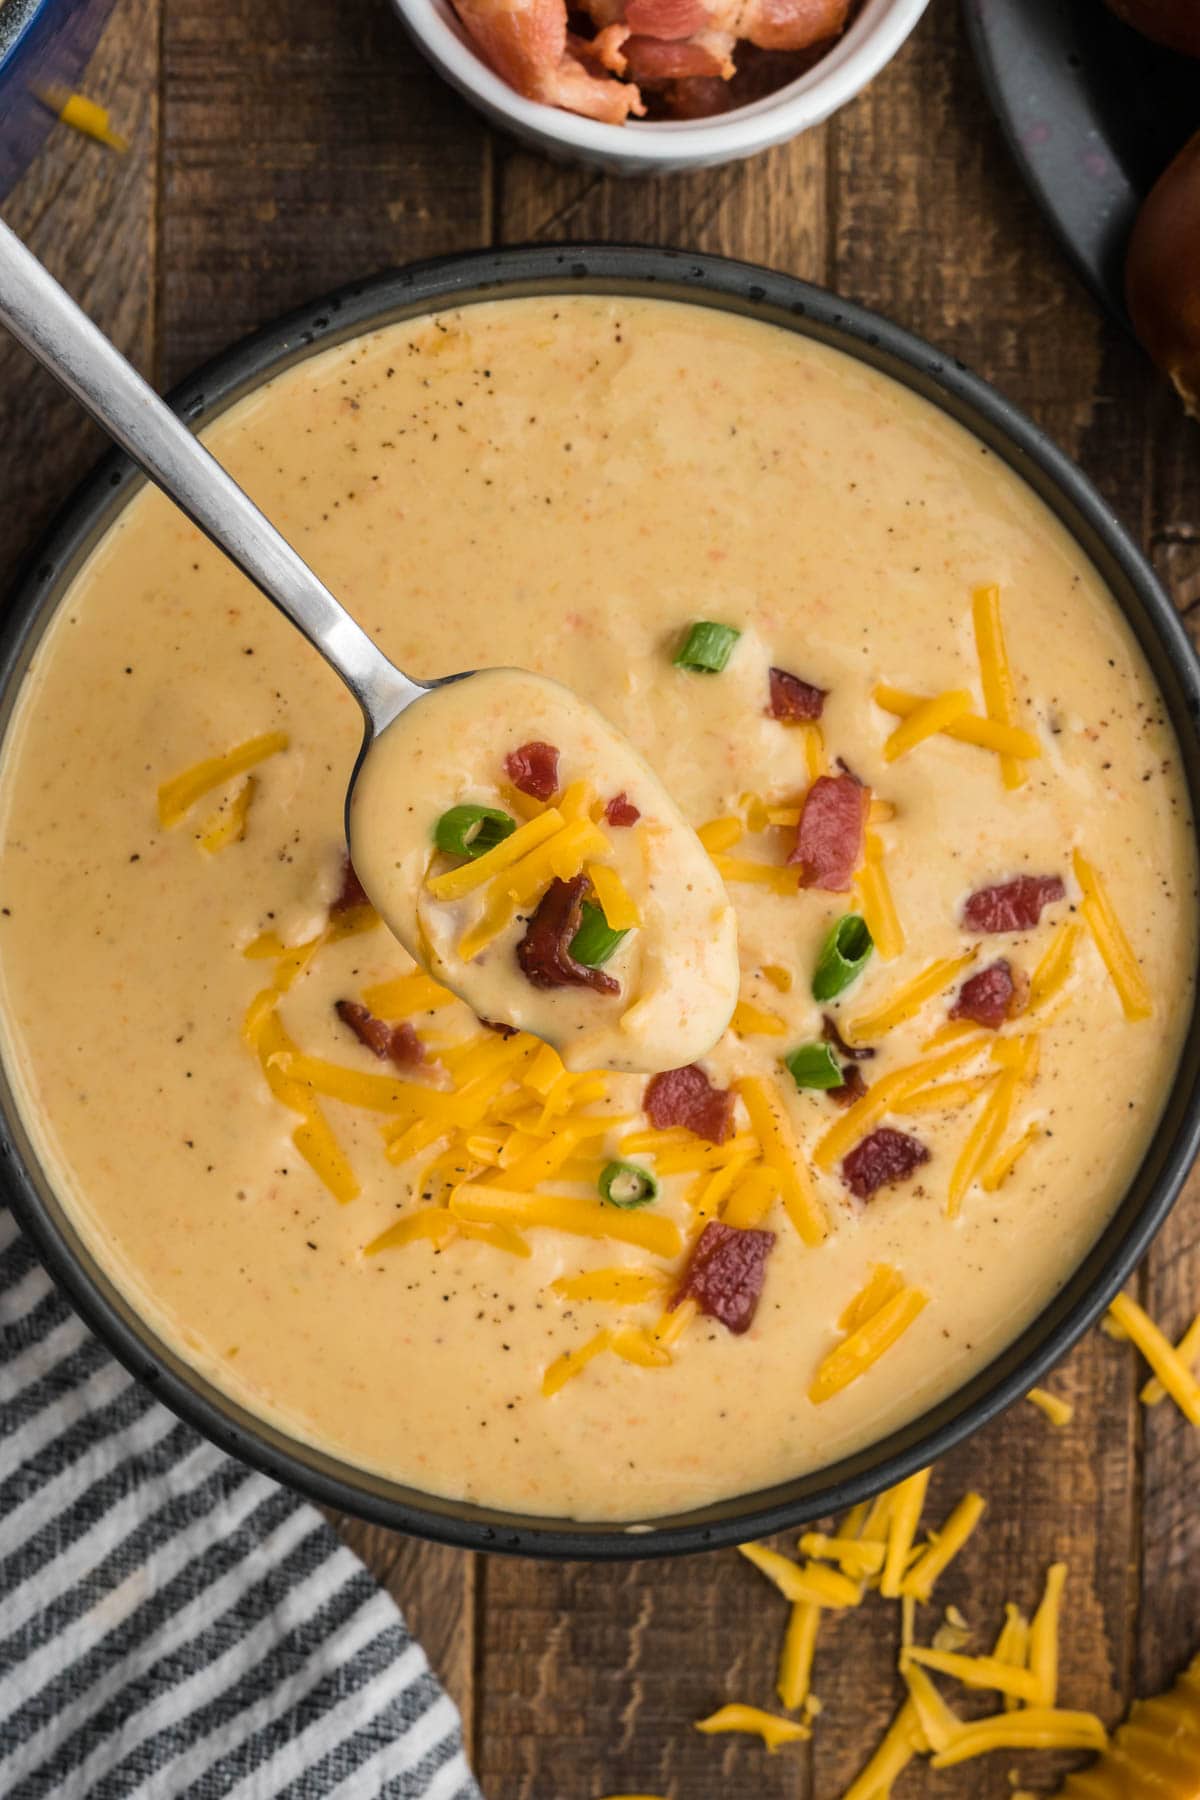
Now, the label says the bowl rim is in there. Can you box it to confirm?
[2,242,1199,1560]
[391,0,932,162]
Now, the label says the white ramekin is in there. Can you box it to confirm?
[389,0,931,173]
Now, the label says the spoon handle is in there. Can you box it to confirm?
[0,219,421,734]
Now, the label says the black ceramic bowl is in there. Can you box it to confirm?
[3,245,1199,1559]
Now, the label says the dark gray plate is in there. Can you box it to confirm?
[964,0,1199,327]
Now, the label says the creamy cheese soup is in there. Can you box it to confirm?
[350,667,740,1073]
[0,296,1194,1521]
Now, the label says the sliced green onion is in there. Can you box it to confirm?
[783,1041,844,1090]
[599,1160,659,1208]
[812,914,874,1002]
[433,803,516,860]
[673,620,741,674]
[569,900,629,968]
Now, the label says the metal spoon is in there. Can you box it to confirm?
[0,221,742,1069]
[0,217,425,754]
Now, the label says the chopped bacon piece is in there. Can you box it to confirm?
[656,72,737,114]
[335,1001,424,1070]
[626,0,710,35]
[672,1220,775,1334]
[331,856,370,914]
[505,740,560,800]
[950,958,1019,1030]
[768,666,826,722]
[516,874,619,995]
[829,1064,868,1109]
[738,0,849,49]
[788,772,870,891]
[842,1127,931,1201]
[821,1013,875,1062]
[449,0,645,120]
[644,1062,735,1144]
[622,29,733,78]
[480,1017,519,1038]
[963,875,1066,935]
[604,791,641,827]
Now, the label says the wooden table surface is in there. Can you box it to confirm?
[1,2,1197,1794]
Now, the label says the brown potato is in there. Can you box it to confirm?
[1104,0,1200,56]
[1126,130,1200,416]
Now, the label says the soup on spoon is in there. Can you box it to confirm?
[351,668,739,1073]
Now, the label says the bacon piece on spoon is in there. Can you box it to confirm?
[788,772,870,891]
[505,739,561,800]
[950,959,1018,1029]
[672,1220,775,1334]
[768,666,826,722]
[842,1127,930,1200]
[604,791,641,827]
[335,1001,425,1069]
[644,1063,735,1144]
[449,0,645,119]
[962,875,1065,934]
[516,874,620,995]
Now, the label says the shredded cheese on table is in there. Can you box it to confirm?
[900,1660,962,1753]
[777,1599,820,1710]
[903,1645,1043,1703]
[880,1467,931,1597]
[693,1704,810,1750]
[901,1491,986,1602]
[1142,1307,1200,1407]
[1026,1386,1073,1427]
[929,1708,1107,1767]
[1029,1561,1068,1705]
[1108,1292,1200,1423]
[739,1543,861,1609]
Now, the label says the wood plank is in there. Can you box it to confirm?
[158,0,493,383]
[0,0,160,553]
[496,129,827,274]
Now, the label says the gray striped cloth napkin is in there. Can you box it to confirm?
[0,1206,484,1800]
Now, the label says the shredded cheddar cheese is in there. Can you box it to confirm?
[500,817,609,905]
[845,950,976,1044]
[880,1467,931,1598]
[1027,918,1082,1017]
[697,815,744,853]
[450,1185,682,1257]
[904,1645,1043,1703]
[542,1329,610,1396]
[585,860,641,929]
[777,1601,820,1710]
[981,1121,1040,1191]
[198,774,256,852]
[1142,1308,1200,1407]
[873,682,1040,761]
[929,1708,1107,1767]
[840,1698,925,1799]
[730,1000,787,1036]
[694,1704,810,1751]
[549,1269,666,1305]
[458,886,517,962]
[736,1077,827,1245]
[739,1543,861,1609]
[895,1076,992,1115]
[798,1533,885,1581]
[1073,848,1154,1021]
[157,729,289,828]
[427,808,564,901]
[809,1287,928,1404]
[1029,1561,1067,1705]
[901,1492,986,1602]
[972,582,1027,790]
[710,854,798,895]
[361,971,455,1016]
[838,1263,904,1335]
[1026,1387,1073,1427]
[883,688,973,762]
[900,1660,962,1754]
[814,1034,989,1171]
[856,831,905,960]
[652,1296,698,1350]
[1108,1292,1200,1424]
[721,1165,780,1229]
